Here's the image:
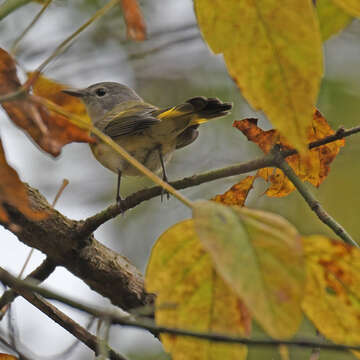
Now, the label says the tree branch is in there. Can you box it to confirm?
[1,267,359,354]
[79,154,275,236]
[1,124,359,321]
[272,147,358,246]
[79,124,360,237]
[0,257,56,317]
[13,288,128,360]
[1,186,154,310]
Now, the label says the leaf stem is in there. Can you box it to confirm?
[35,0,120,74]
[11,0,53,56]
[272,147,358,247]
[0,0,31,20]
[0,258,55,319]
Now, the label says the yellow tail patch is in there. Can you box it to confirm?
[157,107,211,126]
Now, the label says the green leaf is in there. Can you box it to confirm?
[193,200,305,338]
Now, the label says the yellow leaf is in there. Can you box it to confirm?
[302,235,360,350]
[316,0,353,40]
[212,176,255,206]
[332,0,360,16]
[146,220,249,360]
[194,0,323,153]
[193,201,304,338]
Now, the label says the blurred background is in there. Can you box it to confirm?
[0,0,359,359]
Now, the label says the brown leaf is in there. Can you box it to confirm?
[0,48,94,157]
[0,355,17,360]
[212,176,255,206]
[233,118,278,153]
[28,72,89,118]
[120,0,147,41]
[0,139,47,224]
[234,109,345,197]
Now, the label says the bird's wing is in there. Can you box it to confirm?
[103,102,161,138]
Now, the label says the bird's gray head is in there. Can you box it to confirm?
[62,82,142,122]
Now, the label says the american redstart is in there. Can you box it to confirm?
[63,82,232,205]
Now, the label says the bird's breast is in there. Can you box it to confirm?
[90,136,175,176]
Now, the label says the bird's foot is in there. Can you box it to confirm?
[160,187,171,202]
[116,195,126,215]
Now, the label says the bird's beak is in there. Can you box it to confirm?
[61,88,87,97]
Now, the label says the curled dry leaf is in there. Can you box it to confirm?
[0,48,94,157]
[212,175,255,206]
[0,139,47,224]
[234,109,345,197]
[120,0,146,41]
[146,219,250,360]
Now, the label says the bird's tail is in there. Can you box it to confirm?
[186,96,233,125]
[157,97,232,126]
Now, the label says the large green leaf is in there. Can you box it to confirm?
[193,201,305,338]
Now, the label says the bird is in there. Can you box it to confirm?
[63,82,232,206]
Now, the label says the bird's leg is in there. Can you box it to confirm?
[157,147,170,201]
[116,169,125,212]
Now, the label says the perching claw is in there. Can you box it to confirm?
[158,147,170,201]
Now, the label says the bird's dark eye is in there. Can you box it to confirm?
[95,88,107,97]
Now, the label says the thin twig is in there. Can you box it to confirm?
[78,154,274,236]
[11,0,52,55]
[0,267,359,354]
[282,125,360,157]
[0,0,118,103]
[79,124,360,237]
[273,146,357,246]
[35,0,120,74]
[0,332,33,360]
[0,258,56,319]
[0,0,31,21]
[14,288,127,360]
[18,179,67,278]
[45,318,95,360]
[0,179,68,320]
[51,178,70,208]
[309,347,321,360]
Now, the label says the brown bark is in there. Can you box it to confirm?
[2,185,154,310]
